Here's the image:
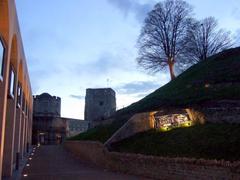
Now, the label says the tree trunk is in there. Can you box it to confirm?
[168,62,175,80]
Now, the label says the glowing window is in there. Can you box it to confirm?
[0,38,4,78]
[17,83,22,107]
[9,67,15,98]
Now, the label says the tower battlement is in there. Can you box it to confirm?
[33,93,61,117]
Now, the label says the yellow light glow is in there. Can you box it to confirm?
[181,121,193,127]
[160,126,172,132]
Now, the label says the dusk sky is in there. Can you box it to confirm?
[15,0,240,119]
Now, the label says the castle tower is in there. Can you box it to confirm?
[33,93,61,117]
[84,88,116,127]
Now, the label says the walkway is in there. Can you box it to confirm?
[21,145,150,180]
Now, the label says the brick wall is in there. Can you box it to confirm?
[64,141,240,179]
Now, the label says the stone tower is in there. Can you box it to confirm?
[33,93,61,117]
[84,88,116,127]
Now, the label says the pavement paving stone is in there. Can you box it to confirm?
[21,145,152,180]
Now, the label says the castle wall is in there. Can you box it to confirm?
[64,118,89,137]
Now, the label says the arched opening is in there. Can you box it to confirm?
[0,1,10,177]
[2,35,19,177]
[13,60,23,170]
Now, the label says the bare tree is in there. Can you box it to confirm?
[184,17,233,63]
[137,0,193,80]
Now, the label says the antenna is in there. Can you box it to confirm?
[107,78,110,87]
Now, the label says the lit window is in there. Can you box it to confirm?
[9,67,15,98]
[17,83,22,107]
[0,38,4,79]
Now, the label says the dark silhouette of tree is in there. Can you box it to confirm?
[184,17,233,64]
[137,0,193,80]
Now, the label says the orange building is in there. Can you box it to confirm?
[0,0,33,178]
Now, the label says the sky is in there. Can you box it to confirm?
[15,0,240,119]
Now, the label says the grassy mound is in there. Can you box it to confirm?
[124,47,240,113]
[68,113,133,143]
[69,47,240,143]
[111,123,240,161]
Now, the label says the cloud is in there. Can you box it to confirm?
[134,92,149,98]
[116,80,160,94]
[107,0,155,22]
[69,50,136,79]
[69,95,85,100]
[232,7,240,19]
[235,29,240,46]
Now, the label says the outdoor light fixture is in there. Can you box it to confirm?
[26,164,30,167]
[23,174,28,177]
[29,157,32,160]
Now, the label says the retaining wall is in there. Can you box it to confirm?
[105,112,155,146]
[64,141,240,180]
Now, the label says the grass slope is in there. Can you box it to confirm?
[111,123,240,161]
[68,113,133,143]
[69,47,240,143]
[123,47,240,113]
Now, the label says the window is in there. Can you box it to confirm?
[0,38,4,79]
[99,101,104,106]
[17,83,22,107]
[25,105,28,116]
[9,67,15,98]
[22,93,25,112]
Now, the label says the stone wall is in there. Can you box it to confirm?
[187,100,240,124]
[33,93,61,117]
[84,88,116,127]
[105,112,155,146]
[64,118,89,137]
[64,141,240,179]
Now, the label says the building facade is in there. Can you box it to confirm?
[32,93,88,145]
[84,88,116,127]
[0,0,33,178]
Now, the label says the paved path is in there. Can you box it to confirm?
[21,145,150,180]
